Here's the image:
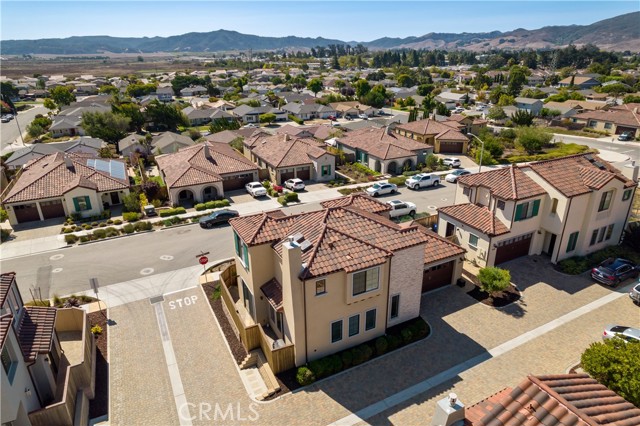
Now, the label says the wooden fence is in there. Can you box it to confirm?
[219,264,261,351]
[414,214,438,228]
[257,325,295,374]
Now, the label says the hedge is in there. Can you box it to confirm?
[194,199,231,211]
[288,114,304,125]
[159,207,187,217]
[388,176,407,186]
[558,245,640,275]
[123,212,141,222]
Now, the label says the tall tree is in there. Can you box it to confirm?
[50,86,76,107]
[307,78,324,97]
[145,100,188,131]
[81,111,130,143]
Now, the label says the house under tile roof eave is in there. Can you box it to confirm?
[457,165,547,201]
[438,203,510,237]
[17,306,58,362]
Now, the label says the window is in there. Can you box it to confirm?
[390,294,400,319]
[590,229,598,246]
[604,122,612,129]
[315,279,326,295]
[623,189,632,201]
[348,314,360,337]
[1,346,16,384]
[462,187,470,196]
[321,165,332,176]
[233,231,250,270]
[598,190,613,212]
[566,232,579,253]
[469,234,479,248]
[551,198,558,214]
[352,267,380,296]
[73,196,92,212]
[514,199,540,221]
[597,227,606,243]
[331,320,343,343]
[365,309,376,331]
[497,200,505,210]
[605,224,614,241]
[588,120,596,128]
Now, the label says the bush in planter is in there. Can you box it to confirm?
[99,222,107,227]
[123,224,135,234]
[388,176,407,186]
[401,328,413,345]
[351,347,365,366]
[284,192,299,203]
[360,344,373,362]
[64,234,78,244]
[62,228,73,234]
[105,227,119,237]
[79,236,89,243]
[296,366,316,386]
[134,221,153,232]
[375,336,389,356]
[410,319,429,339]
[113,219,123,225]
[93,229,107,239]
[277,196,287,206]
[195,203,207,211]
[477,267,511,296]
[123,212,141,222]
[328,354,343,375]
[341,350,353,369]
[387,334,401,351]
[107,219,114,224]
[309,359,326,379]
[91,222,99,227]
[159,207,186,217]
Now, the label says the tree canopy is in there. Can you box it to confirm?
[50,86,76,107]
[145,100,188,131]
[307,78,324,97]
[81,111,130,144]
[516,126,552,154]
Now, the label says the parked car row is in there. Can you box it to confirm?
[1,114,15,123]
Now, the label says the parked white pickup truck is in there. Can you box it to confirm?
[405,173,440,190]
[387,200,417,218]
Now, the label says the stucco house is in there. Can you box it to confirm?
[226,194,464,368]
[329,101,376,118]
[514,97,544,115]
[281,102,336,120]
[395,118,470,154]
[49,104,111,138]
[571,103,640,139]
[1,272,95,426]
[150,132,196,155]
[437,154,637,267]
[232,105,287,124]
[244,133,336,183]
[2,154,130,226]
[4,137,106,170]
[156,141,259,206]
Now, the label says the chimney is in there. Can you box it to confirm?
[632,161,639,183]
[64,156,74,171]
[634,107,638,114]
[431,393,465,426]
[204,143,212,160]
[285,134,291,141]
[280,236,306,366]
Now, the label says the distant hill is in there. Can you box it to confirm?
[2,12,638,55]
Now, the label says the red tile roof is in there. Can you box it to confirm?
[3,153,129,204]
[338,127,430,160]
[0,314,13,350]
[416,227,466,264]
[396,118,468,141]
[245,133,331,168]
[0,272,16,308]
[573,103,640,128]
[320,193,391,214]
[260,279,283,312]
[458,165,546,200]
[438,203,510,236]
[156,141,258,188]
[525,153,635,198]
[466,374,640,426]
[17,306,57,362]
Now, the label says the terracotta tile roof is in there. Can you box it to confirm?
[458,165,546,200]
[320,193,391,214]
[338,127,430,160]
[525,153,636,198]
[245,133,331,168]
[3,153,129,204]
[0,272,16,308]
[156,141,258,189]
[466,374,640,426]
[0,314,13,350]
[260,279,283,312]
[416,227,466,264]
[17,306,57,362]
[396,118,467,141]
[573,104,640,128]
[438,203,510,236]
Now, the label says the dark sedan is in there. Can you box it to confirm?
[199,209,239,228]
[591,258,639,286]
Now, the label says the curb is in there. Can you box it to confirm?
[76,229,155,246]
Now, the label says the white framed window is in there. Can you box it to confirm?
[352,267,380,296]
[331,320,343,343]
[469,233,479,248]
[315,279,326,295]
[348,314,360,337]
[598,190,613,212]
[1,345,17,385]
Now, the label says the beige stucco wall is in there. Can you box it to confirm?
[168,182,224,206]
[237,243,276,325]
[438,214,492,267]
[311,153,336,182]
[387,244,425,327]
[64,187,101,218]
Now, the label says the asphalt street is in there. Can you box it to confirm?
[2,182,458,299]
[552,134,639,167]
[0,104,45,153]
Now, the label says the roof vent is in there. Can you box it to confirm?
[300,240,312,252]
[593,161,606,170]
[431,393,465,426]
[584,154,594,162]
[292,232,304,243]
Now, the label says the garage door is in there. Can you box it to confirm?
[439,141,464,153]
[495,233,533,265]
[40,200,66,219]
[280,169,295,184]
[296,167,311,181]
[14,204,40,223]
[422,260,454,293]
[223,173,254,191]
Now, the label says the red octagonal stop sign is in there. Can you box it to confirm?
[199,256,208,265]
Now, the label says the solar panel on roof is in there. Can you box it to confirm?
[111,161,126,180]
[87,159,96,168]
[94,159,111,173]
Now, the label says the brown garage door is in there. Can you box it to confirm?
[223,173,254,191]
[280,169,295,184]
[296,167,311,181]
[495,233,533,265]
[14,204,40,223]
[40,200,66,219]
[439,141,464,153]
[422,260,454,293]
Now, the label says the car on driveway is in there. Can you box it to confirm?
[602,324,640,343]
[245,181,267,197]
[199,209,239,228]
[358,114,368,120]
[618,132,633,141]
[443,157,462,168]
[387,200,416,218]
[591,258,639,286]
[629,281,640,305]
[285,178,305,191]
[406,173,440,190]
[453,107,464,114]
[366,182,397,197]
[445,169,471,183]
[327,115,337,121]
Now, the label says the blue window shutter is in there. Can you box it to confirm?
[85,196,92,210]
[243,244,250,271]
[73,197,80,211]
[531,199,540,217]
[514,204,523,221]
[233,232,240,256]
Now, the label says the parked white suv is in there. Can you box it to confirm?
[387,200,417,218]
[443,157,462,168]
[405,173,441,190]
[245,181,267,197]
[285,178,305,191]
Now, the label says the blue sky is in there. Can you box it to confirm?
[1,1,638,41]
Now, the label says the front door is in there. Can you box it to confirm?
[110,192,120,204]
[545,233,557,256]
[242,279,254,320]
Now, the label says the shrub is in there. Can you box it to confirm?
[91,325,103,335]
[195,203,207,211]
[64,234,78,244]
[375,336,389,356]
[388,176,407,186]
[91,222,98,227]
[288,114,304,125]
[401,328,414,345]
[106,219,114,224]
[0,208,7,222]
[99,222,107,227]
[410,319,429,339]
[113,219,123,225]
[79,236,89,243]
[328,354,343,375]
[105,227,119,237]
[204,199,230,209]
[123,212,141,222]
[284,192,299,203]
[122,224,135,234]
[351,347,365,366]
[341,350,353,369]
[387,334,401,351]
[135,221,153,232]
[159,207,186,217]
[309,360,326,379]
[558,258,589,275]
[477,267,511,295]
[296,366,316,386]
[360,344,373,362]
[93,229,107,239]
[62,227,73,234]
[277,196,287,206]
[402,170,421,177]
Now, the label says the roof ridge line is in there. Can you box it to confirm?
[528,375,600,426]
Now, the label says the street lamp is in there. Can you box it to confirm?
[468,132,485,173]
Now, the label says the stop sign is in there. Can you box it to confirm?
[199,256,208,265]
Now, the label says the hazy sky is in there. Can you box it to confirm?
[1,1,638,41]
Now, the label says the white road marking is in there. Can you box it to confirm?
[49,254,65,260]
[140,267,155,275]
